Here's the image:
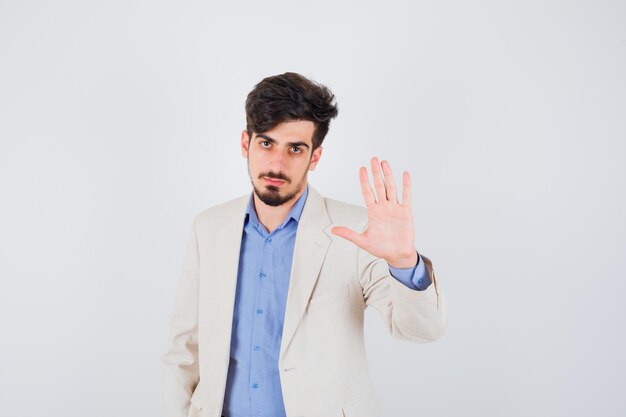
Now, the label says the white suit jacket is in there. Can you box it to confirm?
[162,186,447,417]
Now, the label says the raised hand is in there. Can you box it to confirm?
[331,157,418,268]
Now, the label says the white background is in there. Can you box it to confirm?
[1,1,625,416]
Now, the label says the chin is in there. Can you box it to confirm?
[254,183,300,207]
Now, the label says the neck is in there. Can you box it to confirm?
[253,186,307,233]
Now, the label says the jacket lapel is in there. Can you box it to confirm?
[210,196,248,354]
[280,186,332,357]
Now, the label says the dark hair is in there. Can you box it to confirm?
[245,72,339,150]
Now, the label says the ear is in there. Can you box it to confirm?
[241,130,251,158]
[308,146,323,171]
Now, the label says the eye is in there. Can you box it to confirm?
[290,146,302,154]
[260,141,271,148]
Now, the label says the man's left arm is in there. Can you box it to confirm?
[332,157,447,342]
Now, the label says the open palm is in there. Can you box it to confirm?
[331,157,418,268]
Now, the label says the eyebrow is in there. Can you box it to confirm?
[255,134,310,150]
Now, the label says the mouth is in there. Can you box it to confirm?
[263,177,287,187]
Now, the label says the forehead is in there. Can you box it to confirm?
[254,120,315,146]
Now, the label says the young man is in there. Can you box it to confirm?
[162,72,447,417]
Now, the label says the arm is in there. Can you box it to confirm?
[161,218,200,417]
[358,245,446,342]
[332,157,447,342]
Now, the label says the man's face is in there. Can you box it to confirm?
[241,120,322,207]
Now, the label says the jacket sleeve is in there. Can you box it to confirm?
[357,243,447,343]
[161,218,201,417]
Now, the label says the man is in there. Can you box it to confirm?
[162,72,447,417]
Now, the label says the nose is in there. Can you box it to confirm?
[268,149,288,171]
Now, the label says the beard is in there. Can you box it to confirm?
[250,169,306,207]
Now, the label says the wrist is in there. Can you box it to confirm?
[387,250,418,269]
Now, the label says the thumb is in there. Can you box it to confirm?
[331,226,366,248]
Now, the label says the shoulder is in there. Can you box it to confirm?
[322,195,368,230]
[192,194,249,230]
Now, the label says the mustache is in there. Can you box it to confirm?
[259,171,291,182]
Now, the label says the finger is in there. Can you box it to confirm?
[381,160,398,203]
[331,226,367,248]
[401,171,411,207]
[359,166,376,206]
[370,157,387,202]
